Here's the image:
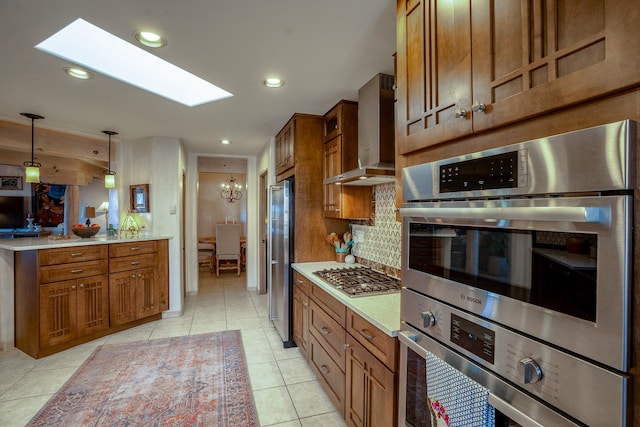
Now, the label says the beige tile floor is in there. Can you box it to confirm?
[0,270,346,427]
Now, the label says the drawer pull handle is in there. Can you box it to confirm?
[130,247,141,251]
[303,302,309,307]
[343,343,350,349]
[70,269,83,273]
[71,285,76,290]
[296,279,304,284]
[131,261,141,265]
[359,329,374,340]
[70,253,83,257]
[320,365,330,375]
[320,327,330,335]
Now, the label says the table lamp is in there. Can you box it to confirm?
[84,206,96,226]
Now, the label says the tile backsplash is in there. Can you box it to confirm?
[350,183,402,277]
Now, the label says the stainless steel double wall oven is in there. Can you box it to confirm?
[398,121,635,426]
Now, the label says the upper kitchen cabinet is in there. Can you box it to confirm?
[275,120,295,178]
[395,0,640,155]
[322,101,372,219]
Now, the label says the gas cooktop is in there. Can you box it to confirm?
[313,267,401,297]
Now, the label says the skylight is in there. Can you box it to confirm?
[36,18,233,107]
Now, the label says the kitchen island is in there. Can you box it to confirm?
[0,234,172,357]
[292,261,401,426]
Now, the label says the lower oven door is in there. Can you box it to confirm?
[398,327,582,427]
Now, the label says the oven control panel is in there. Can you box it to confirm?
[439,150,521,193]
[450,314,495,364]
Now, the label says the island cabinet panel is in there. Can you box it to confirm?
[13,239,169,358]
[396,0,640,154]
[39,274,109,348]
[109,241,165,327]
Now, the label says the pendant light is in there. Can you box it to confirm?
[21,113,44,183]
[102,130,118,188]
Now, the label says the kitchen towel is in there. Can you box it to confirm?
[426,351,495,427]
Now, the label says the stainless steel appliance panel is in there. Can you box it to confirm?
[401,194,631,371]
[398,325,583,427]
[268,180,292,345]
[401,290,630,427]
[403,120,635,201]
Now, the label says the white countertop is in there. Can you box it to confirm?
[0,234,173,251]
[292,261,401,337]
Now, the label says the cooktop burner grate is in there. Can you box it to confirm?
[313,267,401,297]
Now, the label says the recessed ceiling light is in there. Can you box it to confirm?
[220,139,231,145]
[36,18,233,107]
[64,66,93,79]
[264,78,284,88]
[134,30,166,48]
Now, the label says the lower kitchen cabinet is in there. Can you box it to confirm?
[292,272,311,359]
[14,239,169,358]
[109,267,160,326]
[292,272,399,426]
[345,333,397,427]
[39,275,109,348]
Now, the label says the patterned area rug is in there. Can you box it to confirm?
[27,330,259,426]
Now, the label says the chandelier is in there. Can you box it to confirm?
[220,175,242,203]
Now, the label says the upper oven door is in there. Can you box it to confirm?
[400,194,632,371]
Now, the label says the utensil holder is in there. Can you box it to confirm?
[335,248,349,263]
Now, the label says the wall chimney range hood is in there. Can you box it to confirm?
[324,73,396,186]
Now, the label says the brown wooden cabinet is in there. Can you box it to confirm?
[14,239,169,358]
[15,244,110,358]
[276,113,349,262]
[323,101,372,219]
[109,240,167,327]
[396,0,640,155]
[295,275,399,426]
[275,119,295,177]
[345,334,396,427]
[292,271,311,360]
[39,275,109,348]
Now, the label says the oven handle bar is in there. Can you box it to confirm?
[399,206,606,223]
[488,394,544,427]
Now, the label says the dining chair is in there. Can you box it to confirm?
[215,224,241,276]
[197,241,215,271]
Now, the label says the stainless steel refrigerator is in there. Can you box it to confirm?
[268,178,295,347]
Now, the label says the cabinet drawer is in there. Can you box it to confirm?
[39,245,107,266]
[346,309,398,372]
[309,333,345,416]
[310,284,346,327]
[109,241,158,258]
[40,259,108,283]
[293,271,311,294]
[109,253,158,273]
[310,300,346,370]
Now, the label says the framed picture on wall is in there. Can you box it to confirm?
[130,184,150,213]
[0,176,23,190]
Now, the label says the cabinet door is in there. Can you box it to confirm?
[276,121,295,176]
[109,271,137,326]
[136,267,160,319]
[471,0,640,132]
[39,280,77,347]
[323,137,342,217]
[77,274,109,337]
[396,0,473,155]
[293,284,310,359]
[345,334,397,427]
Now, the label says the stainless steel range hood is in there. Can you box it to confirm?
[324,73,396,186]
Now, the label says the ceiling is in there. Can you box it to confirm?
[0,0,396,158]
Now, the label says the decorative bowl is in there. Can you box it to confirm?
[72,226,100,238]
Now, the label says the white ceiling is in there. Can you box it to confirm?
[0,0,396,157]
